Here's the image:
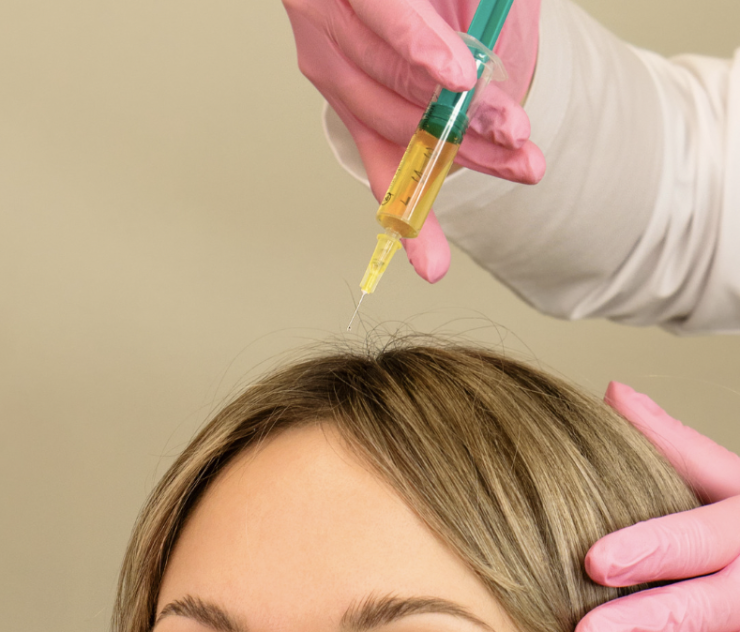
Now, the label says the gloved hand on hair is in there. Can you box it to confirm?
[281,0,545,283]
[579,382,740,632]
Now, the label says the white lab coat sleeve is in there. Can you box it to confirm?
[322,0,740,334]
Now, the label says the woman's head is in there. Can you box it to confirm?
[115,342,698,632]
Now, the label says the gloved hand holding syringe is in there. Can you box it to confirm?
[348,0,517,330]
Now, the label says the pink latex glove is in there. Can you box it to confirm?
[578,382,740,632]
[282,0,544,283]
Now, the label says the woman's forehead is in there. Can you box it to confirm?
[155,424,506,632]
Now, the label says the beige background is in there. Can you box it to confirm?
[1,1,738,630]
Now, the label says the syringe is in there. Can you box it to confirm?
[348,0,515,331]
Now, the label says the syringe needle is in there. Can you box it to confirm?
[347,292,367,332]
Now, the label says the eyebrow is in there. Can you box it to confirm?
[154,592,495,632]
[342,593,496,632]
[154,595,245,632]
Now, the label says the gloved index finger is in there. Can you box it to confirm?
[586,496,740,586]
[578,554,740,632]
[605,382,740,502]
[348,0,478,92]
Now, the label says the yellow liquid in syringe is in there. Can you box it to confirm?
[376,127,461,237]
[354,125,462,301]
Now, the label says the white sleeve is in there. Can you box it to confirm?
[323,0,740,334]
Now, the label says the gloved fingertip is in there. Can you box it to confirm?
[577,591,680,632]
[584,543,607,583]
[528,148,546,183]
[491,119,529,150]
[574,610,600,632]
[516,143,546,184]
[501,111,531,149]
[434,53,477,92]
[575,604,633,632]
[604,381,636,406]
[584,538,631,586]
[403,236,450,283]
[586,522,665,587]
[401,213,451,283]
[605,381,667,421]
[470,99,530,150]
[510,131,530,151]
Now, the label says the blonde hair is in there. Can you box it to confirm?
[114,342,698,632]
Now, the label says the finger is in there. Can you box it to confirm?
[457,133,546,184]
[401,210,451,283]
[468,83,531,150]
[349,0,478,91]
[605,382,740,501]
[308,0,438,106]
[294,29,426,148]
[577,555,740,632]
[586,496,740,586]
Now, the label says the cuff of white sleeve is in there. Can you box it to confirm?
[322,103,369,187]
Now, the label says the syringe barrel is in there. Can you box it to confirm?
[375,34,505,239]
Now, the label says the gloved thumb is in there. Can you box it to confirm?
[585,495,740,586]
